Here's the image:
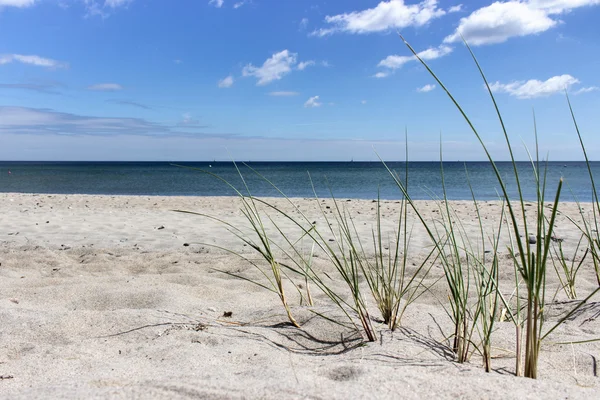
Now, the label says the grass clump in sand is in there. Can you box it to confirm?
[174,164,302,328]
[177,162,437,342]
[383,149,504,369]
[363,190,437,331]
[567,96,600,288]
[359,146,438,331]
[242,169,437,341]
[398,34,599,378]
[551,234,588,300]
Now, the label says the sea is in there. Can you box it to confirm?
[1,161,599,202]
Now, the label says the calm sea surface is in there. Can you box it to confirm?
[1,161,599,201]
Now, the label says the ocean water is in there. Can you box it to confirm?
[0,161,599,201]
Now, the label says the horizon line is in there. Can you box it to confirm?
[0,160,596,163]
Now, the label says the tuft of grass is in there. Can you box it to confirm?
[566,95,600,287]
[396,33,599,378]
[273,171,435,339]
[551,234,588,300]
[177,163,379,340]
[361,142,438,331]
[173,163,302,328]
[366,194,437,330]
[383,146,504,367]
[176,160,440,342]
[467,167,504,372]
[431,154,479,363]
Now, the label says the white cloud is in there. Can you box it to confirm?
[378,45,452,69]
[448,4,462,12]
[311,0,447,36]
[299,17,309,29]
[321,60,332,67]
[445,0,600,46]
[528,0,600,14]
[304,96,322,108]
[297,60,315,71]
[83,0,106,17]
[105,0,131,7]
[209,0,224,8]
[373,71,390,78]
[573,86,599,95]
[0,54,67,69]
[83,0,132,17]
[489,74,579,98]
[87,83,123,91]
[444,2,555,45]
[268,91,300,96]
[218,75,234,88]
[0,0,35,7]
[417,84,436,92]
[178,112,201,127]
[242,50,298,85]
[233,0,248,8]
[378,55,413,69]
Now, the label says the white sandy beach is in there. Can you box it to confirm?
[1,193,599,399]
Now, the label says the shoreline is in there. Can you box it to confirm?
[0,190,592,202]
[1,192,599,398]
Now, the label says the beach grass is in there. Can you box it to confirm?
[551,234,588,300]
[566,95,600,287]
[172,37,600,380]
[381,144,505,367]
[176,160,450,341]
[363,190,438,331]
[397,34,600,378]
[173,163,304,328]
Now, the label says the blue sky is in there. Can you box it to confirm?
[1,0,599,161]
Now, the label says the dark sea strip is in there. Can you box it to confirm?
[1,161,599,201]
